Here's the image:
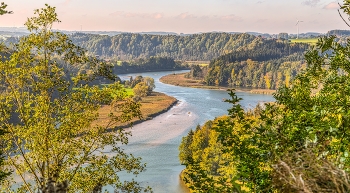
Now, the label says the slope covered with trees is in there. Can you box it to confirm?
[113,56,185,74]
[63,32,259,61]
[179,1,350,192]
[190,39,311,89]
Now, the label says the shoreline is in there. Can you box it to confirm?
[118,98,179,129]
[97,91,179,130]
[159,72,276,95]
[116,67,190,75]
[179,170,191,193]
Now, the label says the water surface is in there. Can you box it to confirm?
[114,70,275,192]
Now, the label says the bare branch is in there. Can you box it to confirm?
[338,3,350,28]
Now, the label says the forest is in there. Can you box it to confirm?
[189,40,310,89]
[179,1,350,192]
[5,32,263,61]
[112,56,186,74]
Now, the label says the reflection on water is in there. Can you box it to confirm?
[114,70,275,193]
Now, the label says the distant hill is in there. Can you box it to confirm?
[327,30,350,36]
[66,32,262,61]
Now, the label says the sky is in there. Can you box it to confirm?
[0,0,348,34]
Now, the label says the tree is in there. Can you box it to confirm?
[133,82,149,98]
[0,128,9,184]
[0,1,12,184]
[179,129,194,166]
[0,2,12,15]
[190,65,202,78]
[0,5,149,193]
[142,77,155,93]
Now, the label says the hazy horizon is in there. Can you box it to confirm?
[0,0,348,34]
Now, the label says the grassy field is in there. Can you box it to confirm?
[100,83,134,96]
[184,61,210,67]
[160,72,230,90]
[96,91,177,128]
[290,38,319,45]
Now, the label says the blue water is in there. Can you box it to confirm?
[111,70,275,193]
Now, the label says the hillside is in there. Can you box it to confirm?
[189,39,310,89]
[64,32,260,61]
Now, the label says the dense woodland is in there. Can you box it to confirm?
[112,56,186,74]
[189,39,310,89]
[4,32,262,61]
[68,32,260,61]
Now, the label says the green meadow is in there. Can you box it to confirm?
[290,38,319,45]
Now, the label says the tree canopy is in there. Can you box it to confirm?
[0,4,149,193]
[0,1,12,184]
[0,2,12,15]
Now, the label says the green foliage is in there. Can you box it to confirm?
[42,32,259,61]
[290,38,319,45]
[126,75,155,95]
[204,39,309,87]
[0,5,149,193]
[0,128,10,183]
[133,82,149,98]
[179,113,250,192]
[179,129,194,165]
[179,2,350,191]
[113,56,183,74]
[188,65,204,79]
[0,1,12,184]
[0,2,12,15]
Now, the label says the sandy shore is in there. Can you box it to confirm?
[124,100,197,145]
[159,72,276,95]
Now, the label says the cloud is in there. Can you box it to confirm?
[302,0,321,7]
[63,0,74,6]
[152,13,163,19]
[220,14,243,22]
[109,11,164,19]
[177,12,197,19]
[323,2,340,10]
[257,1,264,4]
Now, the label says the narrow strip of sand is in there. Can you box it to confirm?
[125,100,197,146]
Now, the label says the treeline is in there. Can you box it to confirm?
[112,56,186,74]
[327,29,350,36]
[190,40,310,89]
[205,55,306,89]
[64,32,259,61]
[210,38,309,63]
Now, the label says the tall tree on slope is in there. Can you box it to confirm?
[0,4,149,193]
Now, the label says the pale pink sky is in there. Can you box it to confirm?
[0,0,347,34]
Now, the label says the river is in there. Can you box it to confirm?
[113,70,275,193]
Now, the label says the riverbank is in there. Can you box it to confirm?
[96,91,178,129]
[116,67,190,75]
[179,170,191,193]
[159,72,276,95]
